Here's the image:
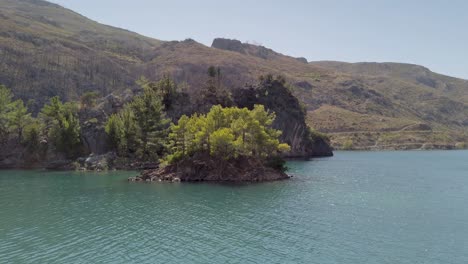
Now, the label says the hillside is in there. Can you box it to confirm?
[0,0,161,111]
[0,0,467,150]
[309,61,468,149]
[0,0,326,108]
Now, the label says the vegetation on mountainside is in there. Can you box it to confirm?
[1,0,467,151]
[0,0,162,112]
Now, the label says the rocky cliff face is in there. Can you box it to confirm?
[212,38,308,62]
[211,38,246,54]
[233,79,333,158]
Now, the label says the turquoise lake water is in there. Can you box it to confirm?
[0,151,467,263]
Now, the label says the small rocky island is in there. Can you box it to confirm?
[129,104,292,183]
[130,154,289,183]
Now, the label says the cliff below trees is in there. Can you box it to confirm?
[130,103,294,183]
[233,78,333,157]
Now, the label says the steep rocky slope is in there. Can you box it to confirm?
[233,80,332,157]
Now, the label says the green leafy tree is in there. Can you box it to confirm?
[119,106,139,154]
[155,76,177,109]
[80,91,100,109]
[130,86,169,160]
[168,115,190,156]
[40,96,65,128]
[105,113,124,152]
[0,85,14,143]
[196,66,232,112]
[209,128,235,159]
[40,96,82,158]
[138,76,177,110]
[22,120,43,153]
[106,85,169,161]
[8,100,32,142]
[166,105,290,164]
[0,85,36,144]
[105,105,138,156]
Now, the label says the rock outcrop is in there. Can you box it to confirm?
[212,38,294,61]
[233,79,333,158]
[296,57,308,64]
[45,160,76,171]
[76,152,116,171]
[211,38,246,54]
[130,154,290,183]
[0,139,47,169]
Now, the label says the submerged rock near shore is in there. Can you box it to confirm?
[129,155,290,183]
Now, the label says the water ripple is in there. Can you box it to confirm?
[1,151,468,263]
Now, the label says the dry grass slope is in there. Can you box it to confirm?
[0,0,467,149]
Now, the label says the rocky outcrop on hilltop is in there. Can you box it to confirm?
[211,38,246,54]
[296,57,308,64]
[212,38,284,60]
[212,38,309,64]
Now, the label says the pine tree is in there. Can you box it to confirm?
[165,104,290,164]
[105,105,138,156]
[168,115,190,156]
[0,85,14,143]
[105,113,124,152]
[209,128,235,159]
[130,87,169,161]
[80,91,100,110]
[40,97,82,158]
[8,100,32,142]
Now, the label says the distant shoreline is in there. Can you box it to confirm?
[3,149,468,172]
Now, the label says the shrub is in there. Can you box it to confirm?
[342,139,354,150]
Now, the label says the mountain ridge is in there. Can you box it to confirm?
[0,0,466,150]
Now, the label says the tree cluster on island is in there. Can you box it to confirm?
[166,105,290,166]
[105,73,292,178]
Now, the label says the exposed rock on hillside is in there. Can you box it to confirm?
[233,79,333,157]
[211,38,246,54]
[296,57,308,64]
[212,38,298,61]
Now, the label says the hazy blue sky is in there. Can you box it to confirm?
[50,0,468,79]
